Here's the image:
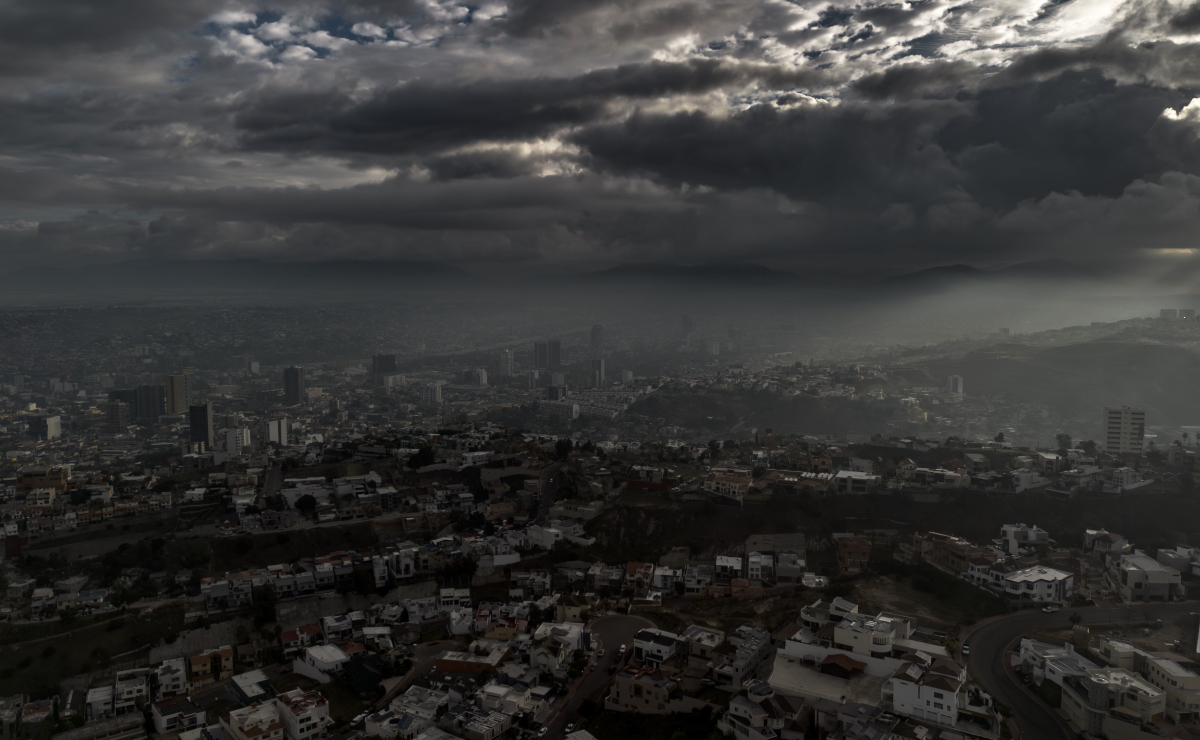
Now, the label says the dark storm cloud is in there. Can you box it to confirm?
[1170,2,1200,30]
[7,0,1200,276]
[234,58,836,157]
[573,100,967,206]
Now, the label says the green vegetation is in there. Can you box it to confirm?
[0,603,186,697]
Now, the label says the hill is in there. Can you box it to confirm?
[917,340,1200,424]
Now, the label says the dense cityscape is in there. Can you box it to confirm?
[1,299,1200,740]
[12,0,1200,738]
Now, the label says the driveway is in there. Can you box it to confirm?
[964,602,1197,740]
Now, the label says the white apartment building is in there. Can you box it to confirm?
[1000,523,1049,556]
[1002,566,1074,603]
[276,690,331,740]
[1103,406,1145,453]
[223,703,285,740]
[1107,550,1181,602]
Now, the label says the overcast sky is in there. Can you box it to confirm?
[3,0,1200,279]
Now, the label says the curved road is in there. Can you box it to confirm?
[965,603,1197,740]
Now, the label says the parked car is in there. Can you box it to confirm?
[619,644,626,655]
[537,728,548,737]
[598,649,605,657]
[566,724,576,733]
[1042,606,1059,613]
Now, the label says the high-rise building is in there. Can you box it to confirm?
[947,375,964,397]
[474,368,488,386]
[268,417,288,446]
[135,384,165,423]
[590,325,604,356]
[372,354,397,375]
[534,341,549,370]
[189,403,214,451]
[27,414,61,440]
[1104,406,1146,453]
[621,369,634,384]
[682,315,694,335]
[548,340,562,369]
[499,349,514,377]
[705,340,720,356]
[223,427,251,455]
[283,366,305,405]
[591,358,606,388]
[104,401,130,432]
[165,373,193,415]
[421,381,444,406]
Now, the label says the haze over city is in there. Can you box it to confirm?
[7,2,1200,740]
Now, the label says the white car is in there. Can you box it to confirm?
[1042,606,1059,613]
[537,728,548,737]
[960,644,970,657]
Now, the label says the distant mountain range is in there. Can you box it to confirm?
[0,259,470,297]
[0,256,1105,299]
[880,259,1100,291]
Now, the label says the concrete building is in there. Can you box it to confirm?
[1001,566,1074,604]
[1103,406,1145,454]
[1107,550,1181,603]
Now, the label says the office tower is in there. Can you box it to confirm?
[705,340,720,356]
[283,366,305,405]
[27,415,61,440]
[110,389,138,415]
[1182,309,1198,320]
[534,341,549,370]
[1104,406,1146,453]
[591,358,606,388]
[682,315,694,335]
[621,370,634,384]
[223,427,250,455]
[526,370,540,389]
[547,385,567,401]
[104,402,130,432]
[165,373,193,415]
[727,327,742,340]
[475,368,488,387]
[947,375,964,397]
[135,384,165,423]
[372,354,397,375]
[499,349,514,377]
[421,381,444,406]
[548,339,562,369]
[551,372,566,386]
[189,403,214,450]
[590,325,604,355]
[1160,309,1179,319]
[268,417,288,446]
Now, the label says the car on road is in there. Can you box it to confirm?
[960,644,970,657]
[566,723,576,733]
[598,649,605,657]
[537,728,548,737]
[619,644,626,655]
[1042,606,1059,613]
[589,663,597,671]
[351,714,366,726]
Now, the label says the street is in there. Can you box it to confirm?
[964,602,1198,740]
[540,613,653,739]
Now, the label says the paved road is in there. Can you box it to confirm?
[965,603,1197,740]
[542,614,654,739]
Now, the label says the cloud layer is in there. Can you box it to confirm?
[5,0,1200,277]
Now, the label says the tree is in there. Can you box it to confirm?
[1080,439,1098,455]
[294,494,317,516]
[1069,612,1082,626]
[1055,433,1072,451]
[554,438,573,459]
[407,445,436,469]
[994,432,1006,443]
